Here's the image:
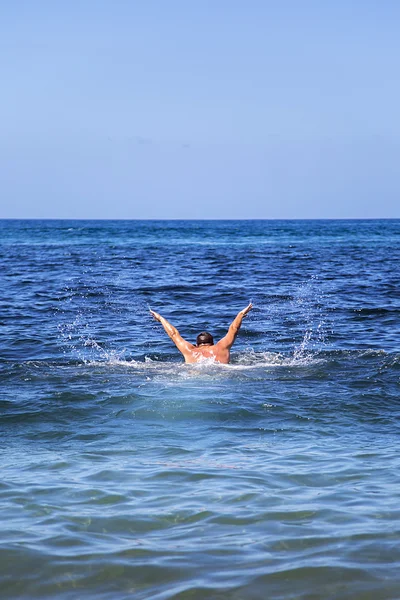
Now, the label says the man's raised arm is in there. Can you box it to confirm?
[217,303,253,350]
[150,310,194,355]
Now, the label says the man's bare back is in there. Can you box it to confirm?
[150,304,252,364]
[183,344,229,364]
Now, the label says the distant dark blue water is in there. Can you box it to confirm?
[1,219,400,599]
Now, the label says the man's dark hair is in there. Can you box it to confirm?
[196,331,214,346]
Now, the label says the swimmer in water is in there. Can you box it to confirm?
[150,303,252,364]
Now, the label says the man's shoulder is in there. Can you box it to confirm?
[215,339,228,349]
[180,341,196,353]
[212,343,230,358]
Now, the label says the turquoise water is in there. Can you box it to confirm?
[1,219,400,599]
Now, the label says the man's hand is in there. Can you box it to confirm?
[240,303,253,317]
[150,309,162,322]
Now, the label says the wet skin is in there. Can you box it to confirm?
[150,304,252,364]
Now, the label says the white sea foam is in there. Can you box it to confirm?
[76,349,326,378]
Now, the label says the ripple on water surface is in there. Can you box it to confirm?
[2,220,400,599]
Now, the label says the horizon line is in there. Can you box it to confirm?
[1,217,399,222]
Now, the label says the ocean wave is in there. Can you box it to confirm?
[1,349,399,387]
[0,348,397,368]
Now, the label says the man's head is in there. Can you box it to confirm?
[196,331,214,346]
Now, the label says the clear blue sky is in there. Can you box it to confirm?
[1,1,399,219]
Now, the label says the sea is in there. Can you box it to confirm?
[1,219,400,600]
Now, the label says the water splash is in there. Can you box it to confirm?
[55,275,133,363]
[250,276,331,360]
[56,272,331,366]
[57,314,127,364]
[291,276,330,360]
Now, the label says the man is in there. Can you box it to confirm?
[150,303,252,364]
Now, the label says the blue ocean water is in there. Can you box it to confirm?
[1,219,400,599]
